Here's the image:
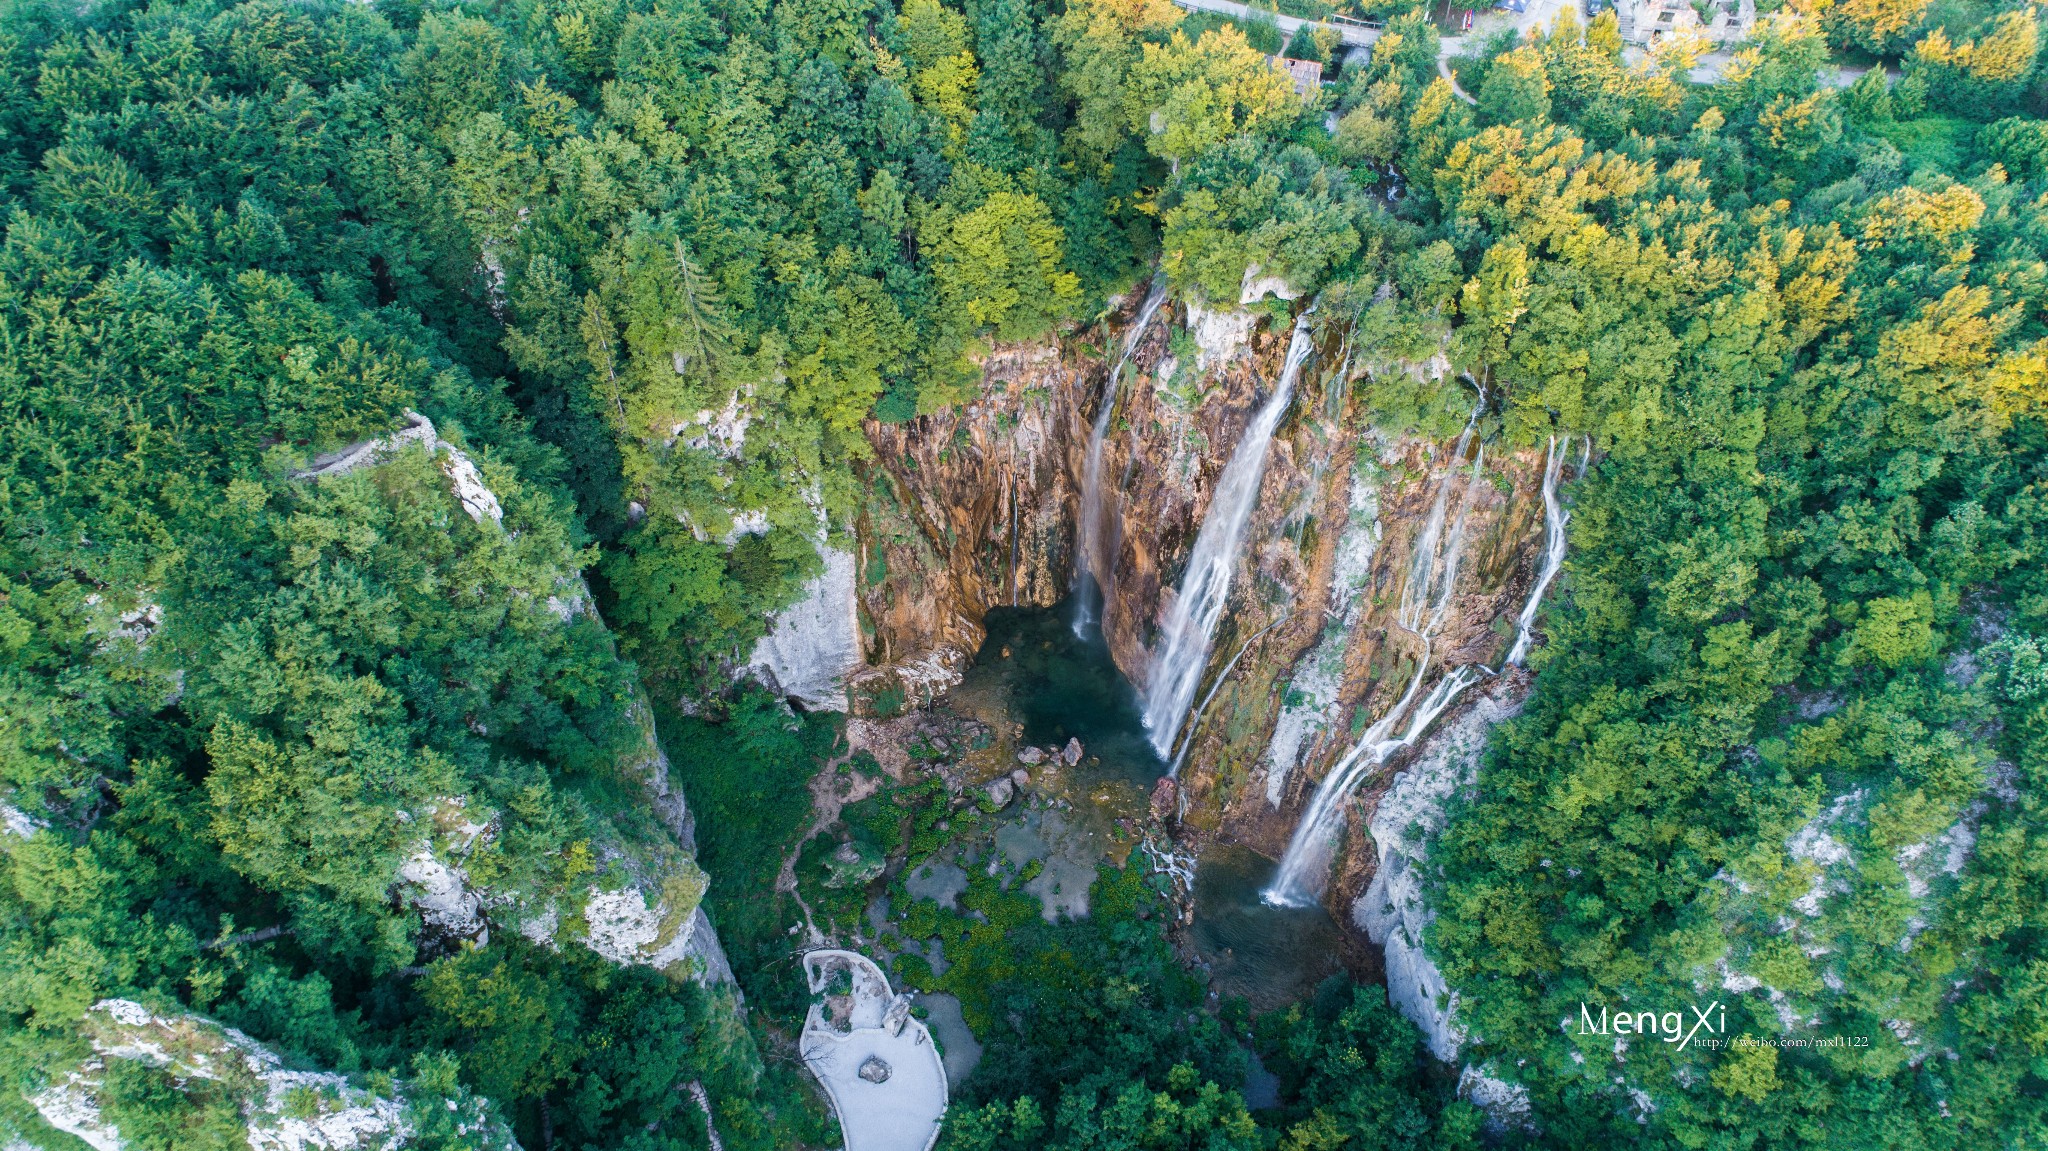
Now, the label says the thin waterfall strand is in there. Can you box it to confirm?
[1263,421,1486,906]
[1073,277,1172,636]
[1141,316,1315,757]
[1168,611,1289,779]
[1426,444,1486,634]
[1263,642,1481,906]
[1263,660,1478,906]
[1396,418,1476,632]
[1506,436,1573,667]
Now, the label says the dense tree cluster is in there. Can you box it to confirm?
[1417,9,2048,1148]
[1,0,2045,1145]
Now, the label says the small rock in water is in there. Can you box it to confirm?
[1062,738,1083,766]
[984,777,1016,808]
[1017,746,1046,765]
[1010,768,1031,788]
[858,1056,891,1083]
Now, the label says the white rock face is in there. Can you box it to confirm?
[891,647,970,704]
[722,509,771,541]
[32,1068,122,1151]
[1266,456,1383,804]
[1353,679,1525,1062]
[749,543,865,711]
[29,1000,509,1151]
[1182,300,1260,373]
[245,1068,412,1151]
[1238,264,1301,305]
[1456,1064,1533,1131]
[437,445,504,526]
[582,888,702,971]
[673,388,752,458]
[291,411,501,526]
[1785,790,1863,917]
[3,802,43,838]
[396,851,486,942]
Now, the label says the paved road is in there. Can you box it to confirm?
[1680,48,1880,86]
[1170,0,1384,47]
[1439,53,1478,103]
[1164,0,1571,66]
[1171,0,1812,99]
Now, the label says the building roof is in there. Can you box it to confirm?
[1268,55,1324,99]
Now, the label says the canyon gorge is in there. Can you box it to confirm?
[750,282,1582,1068]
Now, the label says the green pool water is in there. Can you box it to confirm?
[957,600,1168,793]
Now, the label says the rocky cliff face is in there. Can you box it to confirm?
[851,341,1088,712]
[851,297,1295,714]
[853,291,1564,966]
[298,420,729,984]
[28,999,517,1151]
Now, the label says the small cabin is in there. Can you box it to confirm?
[1268,55,1325,99]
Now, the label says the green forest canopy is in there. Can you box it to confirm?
[0,0,2044,1146]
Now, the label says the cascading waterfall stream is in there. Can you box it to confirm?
[1263,647,1478,906]
[1396,417,1476,633]
[1505,435,1575,667]
[1261,421,1488,907]
[1141,315,1316,758]
[1073,276,1172,637]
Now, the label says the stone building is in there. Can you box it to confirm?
[1617,0,1753,46]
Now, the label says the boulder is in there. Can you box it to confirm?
[858,1055,892,1083]
[1010,768,1031,789]
[984,777,1016,809]
[1017,746,1046,765]
[1150,777,1178,823]
[823,839,885,889]
[1062,738,1083,766]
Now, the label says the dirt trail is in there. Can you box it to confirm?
[774,726,894,943]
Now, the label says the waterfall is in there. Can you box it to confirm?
[1263,648,1478,906]
[1168,611,1289,779]
[1263,456,1383,804]
[1073,277,1172,637]
[1396,418,1476,632]
[1261,421,1487,906]
[1141,315,1315,758]
[1505,435,1574,667]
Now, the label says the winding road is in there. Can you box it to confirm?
[1164,0,1574,106]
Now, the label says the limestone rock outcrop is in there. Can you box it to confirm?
[29,999,516,1151]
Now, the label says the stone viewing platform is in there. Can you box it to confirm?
[799,949,947,1151]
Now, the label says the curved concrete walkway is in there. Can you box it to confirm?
[1438,54,1479,104]
[800,950,948,1151]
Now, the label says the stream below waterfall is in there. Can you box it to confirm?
[904,602,1348,1015]
[896,599,1170,928]
[957,605,1355,1011]
[1189,845,1346,1011]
